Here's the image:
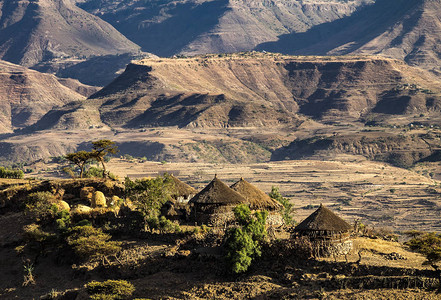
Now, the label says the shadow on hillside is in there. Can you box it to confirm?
[89,246,438,299]
[0,1,39,64]
[53,54,141,87]
[86,0,231,57]
[255,0,422,55]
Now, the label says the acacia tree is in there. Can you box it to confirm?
[65,151,94,178]
[91,140,118,178]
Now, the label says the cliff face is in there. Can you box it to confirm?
[0,60,88,133]
[0,0,140,67]
[77,0,372,56]
[82,55,440,129]
[32,54,441,131]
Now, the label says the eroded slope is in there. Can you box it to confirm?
[48,54,441,131]
[0,0,140,67]
[0,60,94,133]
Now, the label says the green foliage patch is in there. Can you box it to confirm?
[125,174,176,230]
[406,232,441,269]
[25,192,58,222]
[224,204,268,274]
[269,186,295,225]
[86,280,135,300]
[67,225,121,260]
[0,166,24,178]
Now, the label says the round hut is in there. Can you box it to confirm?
[169,174,197,203]
[230,177,284,225]
[188,175,246,226]
[295,204,352,256]
[161,175,197,220]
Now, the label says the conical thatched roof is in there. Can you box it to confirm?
[189,176,246,205]
[230,178,283,210]
[295,204,351,232]
[169,174,197,197]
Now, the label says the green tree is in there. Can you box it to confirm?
[224,204,268,274]
[65,151,94,178]
[406,232,441,274]
[91,140,118,178]
[125,174,173,229]
[269,186,295,225]
[0,166,24,179]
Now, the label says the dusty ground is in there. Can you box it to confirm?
[1,233,439,300]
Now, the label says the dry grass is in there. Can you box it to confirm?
[353,238,428,269]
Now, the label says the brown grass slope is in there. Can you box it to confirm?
[258,0,441,75]
[0,0,140,67]
[77,0,373,56]
[36,54,441,131]
[0,60,91,133]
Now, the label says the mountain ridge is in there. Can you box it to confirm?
[30,54,441,132]
[77,0,373,57]
[0,59,96,133]
[0,0,141,67]
[257,0,441,75]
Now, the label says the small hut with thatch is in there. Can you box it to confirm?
[295,204,352,256]
[161,175,197,220]
[169,174,197,203]
[189,175,246,226]
[230,178,284,226]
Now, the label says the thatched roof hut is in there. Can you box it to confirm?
[189,176,246,225]
[169,174,197,202]
[230,178,283,211]
[189,176,245,206]
[296,204,351,233]
[295,204,352,256]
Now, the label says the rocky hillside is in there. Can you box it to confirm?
[257,0,441,75]
[0,60,95,133]
[0,0,140,67]
[77,0,372,57]
[34,54,441,131]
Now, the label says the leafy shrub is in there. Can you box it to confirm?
[85,166,118,180]
[67,225,121,260]
[25,192,58,222]
[0,166,24,178]
[269,186,295,225]
[23,224,53,243]
[406,232,441,269]
[125,175,173,228]
[55,210,71,231]
[85,280,135,300]
[224,204,268,274]
[145,216,181,233]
